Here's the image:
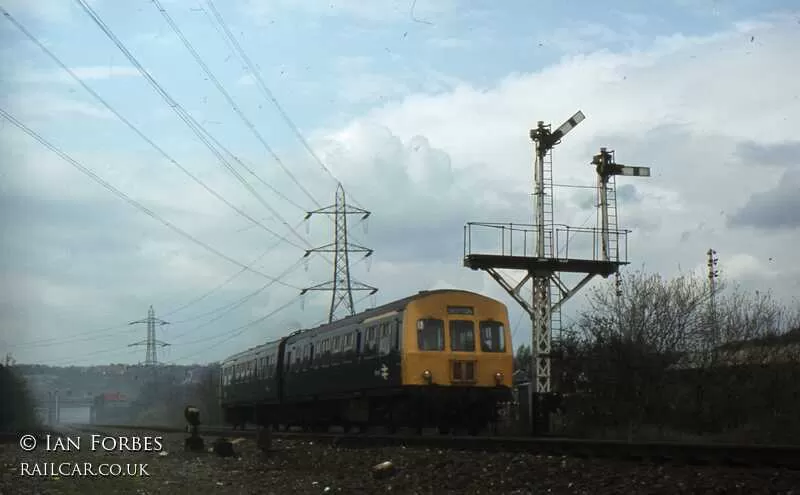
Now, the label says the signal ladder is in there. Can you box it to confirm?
[540,149,564,350]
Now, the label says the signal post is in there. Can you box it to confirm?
[463,112,650,435]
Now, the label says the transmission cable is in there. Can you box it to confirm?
[151,0,321,209]
[160,220,305,317]
[12,248,304,351]
[1,7,305,253]
[0,107,299,289]
[163,295,303,364]
[72,0,346,269]
[167,257,305,340]
[72,0,311,246]
[9,229,301,349]
[146,0,358,256]
[204,0,366,209]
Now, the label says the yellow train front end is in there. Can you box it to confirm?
[400,290,513,433]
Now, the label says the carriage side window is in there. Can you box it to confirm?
[417,318,444,351]
[331,336,340,364]
[379,323,391,355]
[285,351,292,372]
[394,320,401,351]
[362,327,374,354]
[252,359,258,379]
[479,321,506,352]
[343,332,352,357]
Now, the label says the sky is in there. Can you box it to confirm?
[1,0,798,366]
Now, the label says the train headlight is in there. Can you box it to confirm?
[422,369,432,384]
[494,372,504,384]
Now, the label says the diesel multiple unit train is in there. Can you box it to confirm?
[219,289,514,434]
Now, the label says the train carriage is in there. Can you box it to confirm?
[220,289,513,434]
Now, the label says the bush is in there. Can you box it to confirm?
[0,365,40,431]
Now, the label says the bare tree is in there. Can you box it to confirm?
[560,266,800,443]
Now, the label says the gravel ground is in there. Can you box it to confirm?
[2,429,799,494]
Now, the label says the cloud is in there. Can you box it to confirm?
[240,0,457,24]
[14,66,143,84]
[1,0,74,24]
[3,7,799,366]
[427,37,471,49]
[728,168,800,229]
[735,140,800,168]
[6,92,114,121]
[546,22,646,53]
[317,13,799,303]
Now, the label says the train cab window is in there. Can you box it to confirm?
[479,321,506,352]
[417,318,444,351]
[449,320,475,352]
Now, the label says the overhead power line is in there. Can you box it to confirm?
[163,295,303,364]
[151,0,322,209]
[0,107,300,289]
[203,0,366,209]
[72,0,308,244]
[1,7,304,252]
[165,288,376,366]
[166,257,306,340]
[9,231,302,350]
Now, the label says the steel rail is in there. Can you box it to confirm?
[62,424,800,470]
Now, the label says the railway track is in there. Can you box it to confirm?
[69,423,800,470]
